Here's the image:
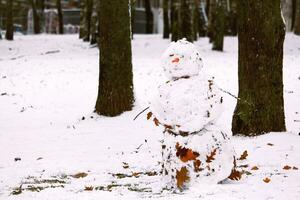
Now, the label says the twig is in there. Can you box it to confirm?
[133,107,149,120]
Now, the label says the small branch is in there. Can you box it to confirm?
[133,107,149,121]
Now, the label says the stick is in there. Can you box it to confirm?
[133,106,150,121]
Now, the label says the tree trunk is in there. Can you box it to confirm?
[180,0,193,42]
[294,0,300,34]
[95,0,134,116]
[281,0,293,31]
[171,0,180,41]
[226,0,237,35]
[130,0,136,38]
[145,0,153,33]
[79,0,85,38]
[211,0,226,51]
[163,0,170,38]
[29,0,40,34]
[56,0,64,34]
[83,0,93,41]
[5,0,13,40]
[232,0,286,136]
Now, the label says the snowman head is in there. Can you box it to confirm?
[161,39,203,80]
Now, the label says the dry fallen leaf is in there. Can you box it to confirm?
[267,143,274,146]
[251,166,259,170]
[206,149,217,163]
[153,118,160,126]
[176,167,190,189]
[147,112,152,120]
[239,150,248,160]
[122,162,129,169]
[283,165,292,170]
[176,143,199,162]
[132,172,141,178]
[263,177,271,183]
[228,169,242,181]
[72,172,88,179]
[84,186,94,191]
[293,166,298,170]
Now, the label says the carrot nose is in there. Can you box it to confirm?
[171,57,180,63]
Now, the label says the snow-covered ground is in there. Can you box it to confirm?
[0,34,299,199]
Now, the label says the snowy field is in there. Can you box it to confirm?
[0,34,299,199]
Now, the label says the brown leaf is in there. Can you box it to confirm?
[293,166,298,170]
[263,177,271,183]
[267,143,274,146]
[84,186,94,191]
[132,172,141,178]
[206,149,217,163]
[228,169,242,181]
[251,166,259,170]
[153,118,160,126]
[176,143,199,162]
[164,124,173,129]
[176,167,190,189]
[238,150,248,160]
[122,162,129,169]
[283,165,292,170]
[147,112,152,120]
[193,160,203,172]
[72,172,88,179]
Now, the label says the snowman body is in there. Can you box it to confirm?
[149,39,235,190]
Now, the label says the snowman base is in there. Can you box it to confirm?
[160,124,235,191]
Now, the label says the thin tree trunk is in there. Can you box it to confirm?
[95,0,134,116]
[163,0,170,38]
[232,0,286,136]
[211,0,226,51]
[56,0,64,34]
[180,0,193,42]
[29,0,40,34]
[294,0,300,34]
[83,0,93,41]
[5,0,13,40]
[145,0,153,33]
[79,0,85,38]
[171,0,180,41]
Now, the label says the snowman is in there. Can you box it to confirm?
[148,39,238,191]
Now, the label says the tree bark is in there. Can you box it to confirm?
[5,0,13,40]
[29,0,40,34]
[163,0,170,38]
[130,0,136,38]
[294,0,300,34]
[232,0,286,136]
[79,0,85,38]
[83,0,93,41]
[180,0,193,42]
[171,0,180,41]
[145,0,153,33]
[56,0,64,34]
[95,0,134,116]
[211,0,226,51]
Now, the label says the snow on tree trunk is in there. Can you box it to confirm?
[232,0,286,136]
[149,39,237,191]
[95,0,134,116]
